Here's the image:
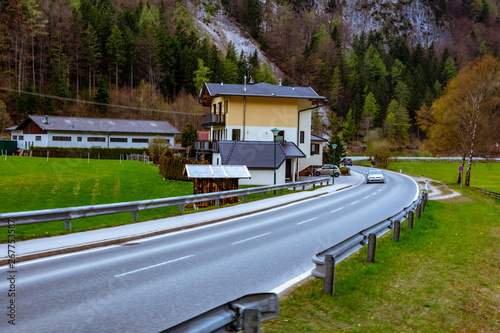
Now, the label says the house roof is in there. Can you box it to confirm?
[13,115,180,135]
[311,134,328,142]
[218,140,305,170]
[199,82,327,106]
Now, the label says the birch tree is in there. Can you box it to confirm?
[417,55,500,186]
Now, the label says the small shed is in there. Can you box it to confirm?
[0,140,17,155]
[185,164,251,207]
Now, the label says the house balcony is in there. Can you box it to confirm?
[195,140,219,153]
[201,113,225,127]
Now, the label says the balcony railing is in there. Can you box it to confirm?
[195,140,219,152]
[201,113,225,127]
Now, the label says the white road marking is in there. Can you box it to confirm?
[270,269,313,294]
[231,232,271,245]
[364,196,370,199]
[114,255,195,277]
[330,207,343,213]
[350,201,359,205]
[297,217,317,225]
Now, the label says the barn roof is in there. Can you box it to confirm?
[14,115,180,135]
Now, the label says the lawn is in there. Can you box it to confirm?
[262,164,500,332]
[388,161,500,193]
[0,156,295,242]
[0,156,194,241]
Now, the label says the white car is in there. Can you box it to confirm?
[366,169,385,183]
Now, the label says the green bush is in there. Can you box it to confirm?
[340,166,350,175]
[159,152,207,181]
[30,146,148,159]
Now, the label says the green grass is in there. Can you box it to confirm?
[0,156,193,241]
[263,165,500,332]
[388,161,500,193]
[0,156,298,242]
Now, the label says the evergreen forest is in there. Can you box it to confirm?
[1,0,499,157]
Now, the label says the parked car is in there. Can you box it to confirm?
[314,164,340,177]
[366,169,385,183]
[341,158,353,166]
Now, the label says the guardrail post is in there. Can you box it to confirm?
[323,254,336,296]
[65,219,71,231]
[393,220,401,242]
[263,192,266,198]
[132,210,138,221]
[313,183,316,189]
[242,308,261,333]
[366,233,377,263]
[293,186,296,191]
[408,211,414,229]
[280,189,283,194]
[179,204,184,213]
[302,185,305,190]
[242,195,246,202]
[215,198,220,206]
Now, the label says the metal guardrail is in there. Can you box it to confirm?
[311,191,428,295]
[470,186,500,200]
[0,177,332,230]
[161,293,279,333]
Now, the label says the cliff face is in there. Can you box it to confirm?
[336,0,450,45]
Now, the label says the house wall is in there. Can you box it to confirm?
[10,130,174,150]
[239,166,286,186]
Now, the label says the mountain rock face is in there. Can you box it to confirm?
[334,0,449,45]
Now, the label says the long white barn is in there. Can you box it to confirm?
[8,115,180,150]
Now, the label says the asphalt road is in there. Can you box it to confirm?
[1,168,418,332]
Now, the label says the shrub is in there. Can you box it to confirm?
[30,146,148,159]
[159,152,207,181]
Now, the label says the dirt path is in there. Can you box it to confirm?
[412,176,461,200]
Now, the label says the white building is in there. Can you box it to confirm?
[8,115,180,150]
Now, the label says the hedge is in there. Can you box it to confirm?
[30,146,149,159]
[159,153,207,181]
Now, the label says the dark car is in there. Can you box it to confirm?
[314,164,340,177]
[342,158,353,166]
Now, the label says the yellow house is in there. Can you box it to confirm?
[198,81,326,185]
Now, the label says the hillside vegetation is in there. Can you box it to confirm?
[1,0,499,158]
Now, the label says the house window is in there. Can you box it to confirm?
[311,143,320,155]
[12,135,17,140]
[77,137,82,142]
[19,135,24,140]
[53,136,71,141]
[300,131,305,143]
[35,136,41,141]
[232,129,241,141]
[224,100,228,114]
[110,138,128,143]
[277,130,284,142]
[213,104,216,114]
[218,102,222,114]
[88,137,105,142]
[132,138,149,143]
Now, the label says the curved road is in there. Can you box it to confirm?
[1,168,418,332]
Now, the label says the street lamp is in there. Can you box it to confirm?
[271,128,280,190]
[332,143,337,184]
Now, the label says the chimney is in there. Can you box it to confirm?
[244,76,247,91]
[43,115,49,124]
[220,81,223,86]
[278,79,282,86]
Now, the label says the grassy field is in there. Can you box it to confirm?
[263,165,500,332]
[0,156,295,242]
[388,161,500,193]
[0,156,193,241]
